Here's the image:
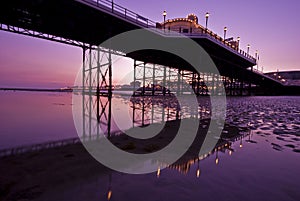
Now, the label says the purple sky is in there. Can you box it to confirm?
[0,0,299,88]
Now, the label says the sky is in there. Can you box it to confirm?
[0,0,299,88]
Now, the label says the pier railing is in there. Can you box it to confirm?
[157,28,256,64]
[80,0,156,28]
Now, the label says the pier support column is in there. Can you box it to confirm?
[249,66,253,96]
[82,47,113,138]
[82,47,86,140]
[248,80,252,96]
[133,60,137,96]
[240,79,244,96]
[163,66,167,96]
[230,77,233,96]
[142,62,146,96]
[168,67,171,95]
[177,69,181,96]
[212,73,216,95]
[197,73,200,96]
[152,64,156,96]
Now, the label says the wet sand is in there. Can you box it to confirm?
[225,96,300,152]
[0,119,246,201]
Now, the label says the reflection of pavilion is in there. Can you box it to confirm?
[161,130,251,176]
[103,129,251,200]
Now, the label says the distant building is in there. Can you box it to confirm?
[119,84,131,89]
[265,71,300,86]
[130,81,141,88]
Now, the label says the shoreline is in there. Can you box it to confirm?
[0,87,73,93]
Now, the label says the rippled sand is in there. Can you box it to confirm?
[226,96,300,152]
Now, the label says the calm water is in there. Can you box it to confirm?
[0,91,300,201]
[0,91,77,149]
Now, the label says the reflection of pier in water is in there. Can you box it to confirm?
[80,90,251,176]
[79,84,213,138]
[1,92,249,164]
[0,93,210,157]
[129,96,211,127]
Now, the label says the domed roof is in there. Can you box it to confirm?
[187,14,198,24]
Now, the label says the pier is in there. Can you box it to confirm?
[0,0,291,97]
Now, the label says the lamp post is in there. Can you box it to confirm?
[223,27,227,41]
[237,37,240,50]
[205,12,209,30]
[247,44,250,55]
[163,10,167,31]
[255,50,259,70]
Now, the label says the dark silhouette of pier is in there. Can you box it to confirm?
[0,0,291,96]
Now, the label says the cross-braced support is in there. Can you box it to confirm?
[82,47,113,138]
[133,60,208,97]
